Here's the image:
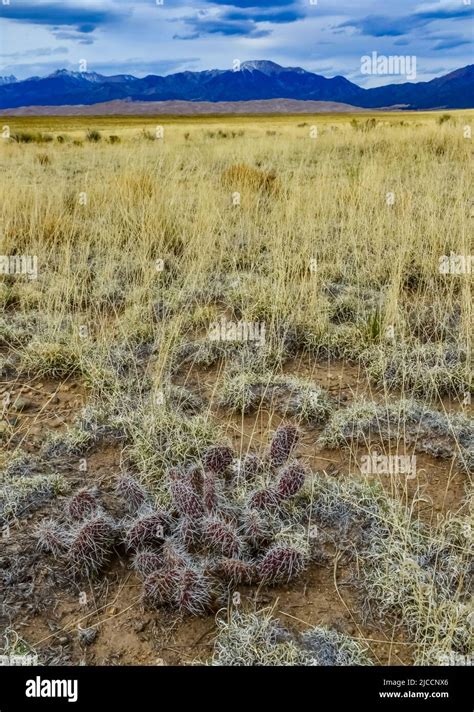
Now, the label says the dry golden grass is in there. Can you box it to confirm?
[1,113,472,356]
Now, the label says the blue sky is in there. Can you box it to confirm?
[0,0,472,85]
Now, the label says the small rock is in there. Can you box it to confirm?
[134,620,148,633]
[78,627,97,646]
[12,397,33,412]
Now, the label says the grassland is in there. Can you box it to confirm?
[0,111,472,666]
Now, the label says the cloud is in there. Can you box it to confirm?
[338,4,473,37]
[0,46,68,59]
[0,1,126,33]
[177,16,271,37]
[225,9,303,23]
[175,1,302,39]
[432,37,471,50]
[51,32,95,44]
[204,0,295,6]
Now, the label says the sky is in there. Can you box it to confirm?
[0,0,472,86]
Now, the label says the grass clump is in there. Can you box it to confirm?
[209,610,372,666]
[220,369,332,423]
[210,610,306,666]
[318,397,473,472]
[0,314,38,347]
[19,339,83,379]
[11,131,53,143]
[42,399,130,459]
[363,342,470,398]
[0,472,68,524]
[221,163,279,194]
[304,323,368,361]
[308,474,473,664]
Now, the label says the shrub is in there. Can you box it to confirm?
[36,153,50,166]
[437,114,452,125]
[11,131,53,143]
[86,129,102,143]
[221,164,278,193]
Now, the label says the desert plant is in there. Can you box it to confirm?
[202,516,241,557]
[124,509,171,551]
[142,568,178,607]
[66,488,98,520]
[210,610,306,666]
[209,610,372,666]
[132,548,164,578]
[276,462,306,500]
[175,566,213,615]
[168,468,204,518]
[36,152,50,166]
[269,424,299,467]
[116,475,148,513]
[247,487,281,511]
[210,557,255,585]
[437,114,452,125]
[35,519,67,557]
[202,445,234,474]
[69,514,115,576]
[257,540,308,584]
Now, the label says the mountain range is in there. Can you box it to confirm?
[0,61,473,111]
